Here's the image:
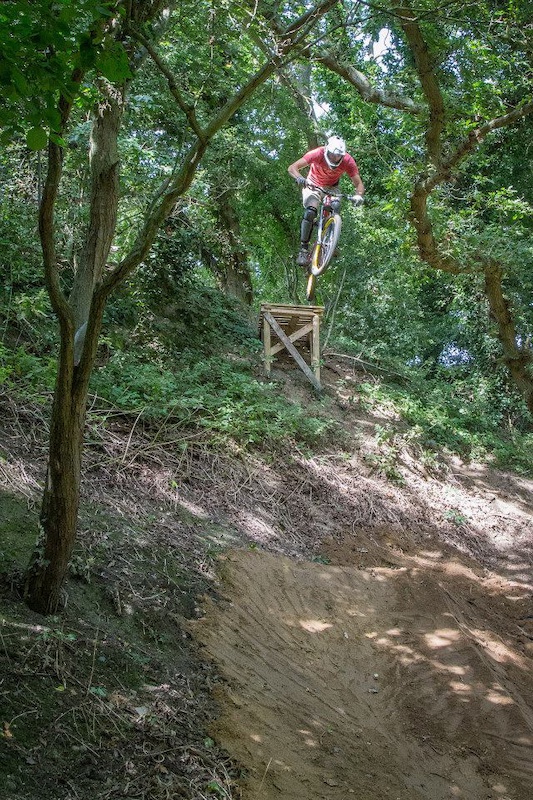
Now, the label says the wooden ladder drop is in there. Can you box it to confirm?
[259,303,324,392]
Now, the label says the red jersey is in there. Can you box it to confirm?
[303,147,359,188]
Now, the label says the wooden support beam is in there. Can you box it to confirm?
[259,303,324,390]
[269,322,313,356]
[311,312,320,385]
[263,313,272,375]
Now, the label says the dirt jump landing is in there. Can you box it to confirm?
[194,546,533,800]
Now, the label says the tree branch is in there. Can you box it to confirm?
[392,0,445,165]
[409,99,533,273]
[40,142,74,333]
[39,70,85,339]
[484,261,533,413]
[424,100,533,192]
[129,25,206,141]
[317,51,424,115]
[250,0,423,115]
[282,0,340,40]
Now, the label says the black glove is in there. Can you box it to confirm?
[295,175,307,188]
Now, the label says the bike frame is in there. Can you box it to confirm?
[309,186,355,270]
[314,192,336,247]
[301,184,361,302]
[312,187,338,239]
[305,188,342,300]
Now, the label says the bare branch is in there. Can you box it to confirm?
[317,51,424,115]
[129,26,206,141]
[282,0,340,39]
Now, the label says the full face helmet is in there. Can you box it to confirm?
[324,136,346,168]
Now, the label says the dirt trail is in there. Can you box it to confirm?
[187,363,533,799]
[195,543,533,800]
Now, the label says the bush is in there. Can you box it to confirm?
[91,351,336,448]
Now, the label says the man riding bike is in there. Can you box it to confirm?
[288,136,365,266]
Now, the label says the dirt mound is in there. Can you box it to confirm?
[2,359,533,800]
[195,542,533,800]
[187,360,533,799]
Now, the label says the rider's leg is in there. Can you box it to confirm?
[297,207,317,266]
[297,188,320,266]
[300,206,317,246]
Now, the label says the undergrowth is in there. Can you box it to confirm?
[0,489,242,800]
[90,350,337,448]
[354,376,533,477]
[1,330,532,476]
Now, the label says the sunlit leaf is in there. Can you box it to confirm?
[26,127,48,150]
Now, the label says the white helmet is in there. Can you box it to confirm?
[324,136,346,168]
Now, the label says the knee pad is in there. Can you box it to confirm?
[301,206,317,244]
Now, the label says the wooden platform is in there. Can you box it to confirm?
[259,303,324,391]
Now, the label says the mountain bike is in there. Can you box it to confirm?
[302,186,362,302]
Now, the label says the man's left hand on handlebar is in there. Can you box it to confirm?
[349,194,364,207]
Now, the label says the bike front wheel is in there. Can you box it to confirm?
[306,270,317,302]
[310,214,342,277]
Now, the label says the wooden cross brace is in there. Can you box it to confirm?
[259,303,324,392]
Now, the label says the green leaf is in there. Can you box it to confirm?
[96,41,132,83]
[49,132,67,147]
[10,66,30,97]
[26,127,48,150]
[206,781,227,797]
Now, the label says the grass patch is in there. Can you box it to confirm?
[91,351,338,449]
[0,491,38,573]
[355,378,533,476]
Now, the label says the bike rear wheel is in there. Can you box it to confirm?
[310,214,341,277]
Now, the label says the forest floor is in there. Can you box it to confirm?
[1,356,533,800]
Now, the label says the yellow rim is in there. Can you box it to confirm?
[312,216,336,274]
[306,272,316,301]
[311,243,321,271]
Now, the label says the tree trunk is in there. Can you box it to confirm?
[215,189,253,305]
[24,377,84,613]
[484,261,533,413]
[70,84,122,339]
[24,90,122,614]
[24,293,107,613]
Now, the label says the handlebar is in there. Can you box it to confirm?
[298,181,364,205]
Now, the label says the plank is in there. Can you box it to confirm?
[263,310,322,392]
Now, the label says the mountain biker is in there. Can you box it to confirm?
[288,136,365,266]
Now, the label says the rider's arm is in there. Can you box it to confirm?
[350,173,365,196]
[288,156,309,182]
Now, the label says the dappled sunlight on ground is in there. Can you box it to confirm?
[2,366,533,800]
[195,546,533,800]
